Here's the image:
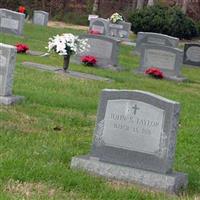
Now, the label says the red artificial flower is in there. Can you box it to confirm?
[15,43,29,53]
[81,55,97,66]
[18,6,26,14]
[89,30,101,35]
[145,67,164,79]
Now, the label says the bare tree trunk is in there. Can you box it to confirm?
[42,0,45,10]
[136,0,145,9]
[92,0,100,14]
[182,0,188,14]
[132,0,137,9]
[147,0,154,6]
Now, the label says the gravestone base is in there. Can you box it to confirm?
[164,75,187,82]
[71,155,188,194]
[0,96,24,105]
[135,70,187,82]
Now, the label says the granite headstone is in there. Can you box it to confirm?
[71,89,188,194]
[89,18,109,35]
[136,44,186,81]
[183,43,200,67]
[135,32,179,53]
[33,10,49,26]
[109,21,131,41]
[75,34,120,70]
[0,8,25,35]
[0,43,24,105]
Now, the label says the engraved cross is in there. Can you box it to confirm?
[132,104,139,115]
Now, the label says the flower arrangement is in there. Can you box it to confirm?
[47,33,88,56]
[18,6,26,14]
[15,43,29,53]
[18,6,28,18]
[109,13,123,24]
[81,55,97,66]
[89,30,101,35]
[47,33,89,71]
[145,67,164,79]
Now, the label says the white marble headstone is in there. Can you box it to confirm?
[0,43,24,105]
[0,9,25,35]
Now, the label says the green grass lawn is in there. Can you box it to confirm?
[0,23,200,200]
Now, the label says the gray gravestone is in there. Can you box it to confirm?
[0,43,24,105]
[71,89,188,194]
[75,34,120,70]
[89,18,109,35]
[33,10,49,26]
[135,32,179,53]
[109,21,131,41]
[136,44,186,81]
[183,43,200,67]
[0,8,25,35]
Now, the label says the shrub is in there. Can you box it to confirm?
[196,22,200,35]
[128,5,199,39]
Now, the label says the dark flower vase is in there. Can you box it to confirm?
[63,55,70,72]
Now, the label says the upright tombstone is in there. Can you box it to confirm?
[136,44,186,81]
[89,18,109,35]
[75,34,120,70]
[0,9,25,35]
[135,32,179,53]
[0,43,24,105]
[183,43,200,67]
[33,10,49,26]
[88,14,99,21]
[109,21,131,41]
[71,89,188,194]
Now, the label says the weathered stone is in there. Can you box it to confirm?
[0,43,24,105]
[0,8,25,35]
[22,61,113,82]
[33,10,49,26]
[183,43,200,67]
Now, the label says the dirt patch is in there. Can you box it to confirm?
[4,179,88,200]
[48,21,88,31]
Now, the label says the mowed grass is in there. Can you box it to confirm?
[0,23,200,200]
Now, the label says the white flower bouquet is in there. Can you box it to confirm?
[109,13,123,24]
[47,33,89,71]
[47,33,88,56]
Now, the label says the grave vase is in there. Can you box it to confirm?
[63,55,70,72]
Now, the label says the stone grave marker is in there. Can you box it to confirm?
[0,43,24,105]
[109,21,131,41]
[88,14,99,21]
[75,34,120,70]
[135,32,179,53]
[183,43,200,67]
[33,10,49,26]
[136,44,186,81]
[71,89,188,194]
[0,8,25,35]
[89,18,109,35]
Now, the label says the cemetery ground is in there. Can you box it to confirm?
[0,23,200,200]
